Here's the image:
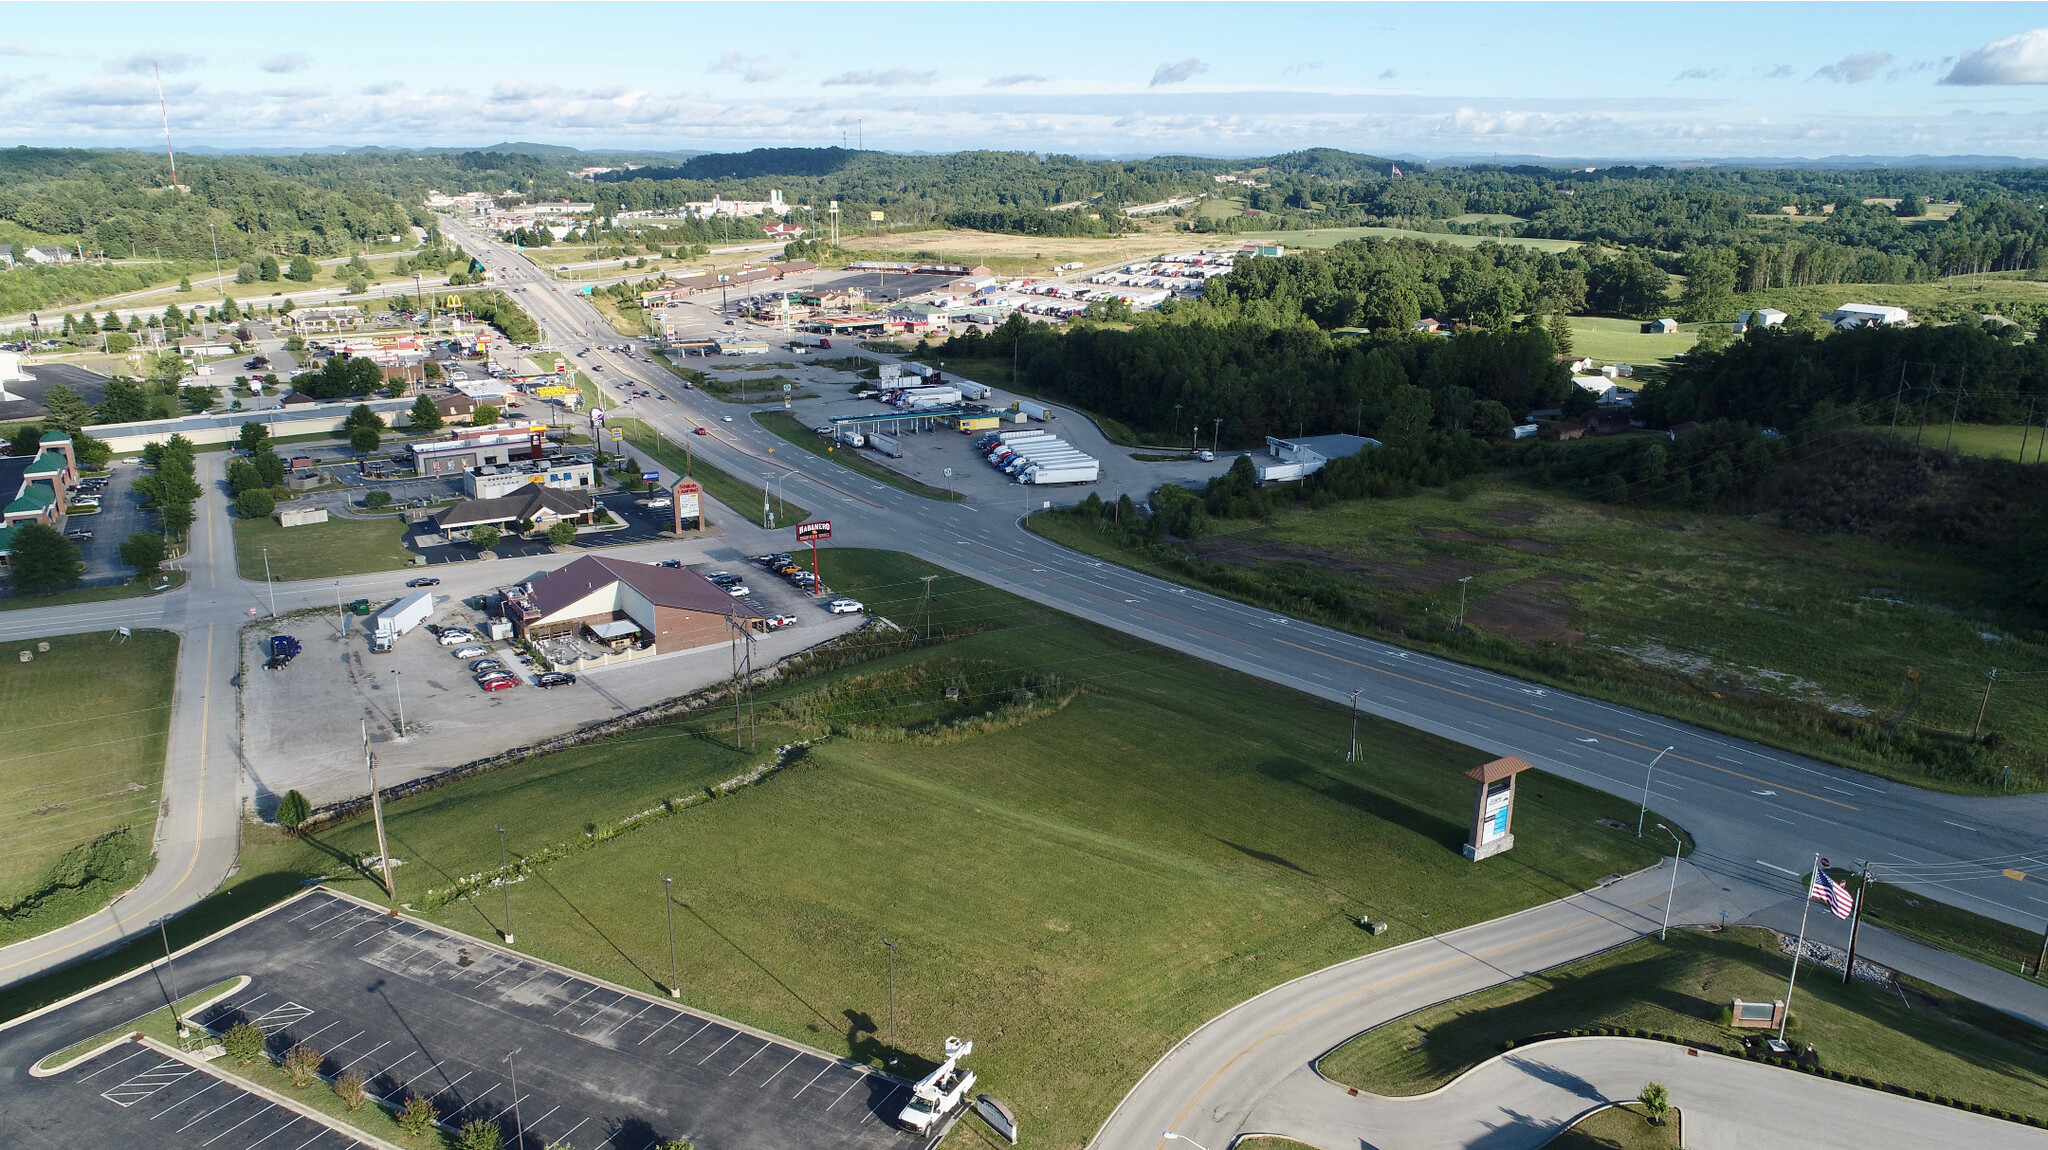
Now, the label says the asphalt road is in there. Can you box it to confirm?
[0,889,920,1150]
[447,215,2048,936]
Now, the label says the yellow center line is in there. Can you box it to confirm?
[1272,637,1856,812]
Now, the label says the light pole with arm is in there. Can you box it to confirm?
[390,670,405,738]
[495,824,514,944]
[662,874,679,997]
[1636,746,1674,836]
[1455,575,1472,629]
[1655,823,1683,940]
[1163,1133,1214,1150]
[882,937,899,1065]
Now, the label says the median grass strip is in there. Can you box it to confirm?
[35,977,246,1073]
[615,419,810,528]
[1858,879,2048,975]
[1315,926,2048,1117]
[232,512,415,581]
[755,410,966,501]
[83,548,1667,1150]
[1552,1103,1679,1150]
[0,629,178,943]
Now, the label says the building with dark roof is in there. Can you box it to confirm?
[435,486,594,540]
[0,432,76,563]
[510,554,765,653]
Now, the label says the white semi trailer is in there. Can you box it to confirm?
[372,591,435,653]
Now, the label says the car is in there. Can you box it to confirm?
[591,364,603,371]
[693,427,708,436]
[64,529,91,541]
[534,672,578,689]
[451,645,488,659]
[656,559,683,569]
[406,577,441,588]
[814,425,833,436]
[469,658,504,673]
[827,598,865,614]
[721,415,733,422]
[437,630,477,646]
[725,319,735,325]
[765,613,798,629]
[477,675,517,692]
[725,584,751,597]
[706,571,739,584]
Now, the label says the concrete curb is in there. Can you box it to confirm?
[135,1033,408,1150]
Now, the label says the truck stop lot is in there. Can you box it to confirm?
[0,890,920,1150]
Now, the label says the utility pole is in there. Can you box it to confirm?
[495,824,514,944]
[1842,861,1871,983]
[262,547,277,617]
[1213,417,1222,454]
[917,574,937,641]
[2036,920,2047,980]
[1455,575,1472,629]
[1974,668,1998,738]
[880,937,897,1064]
[158,917,188,1039]
[1636,746,1674,837]
[662,875,680,997]
[1346,689,1361,763]
[363,721,396,906]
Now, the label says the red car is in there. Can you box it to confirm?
[693,427,709,436]
[476,674,517,691]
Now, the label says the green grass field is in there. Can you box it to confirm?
[1733,275,2048,330]
[1316,926,2048,1117]
[1876,421,2048,464]
[615,419,811,528]
[1564,316,1701,366]
[0,630,178,940]
[1231,225,1580,254]
[0,571,185,612]
[755,411,966,500]
[233,512,415,581]
[0,550,1672,1150]
[1028,479,2047,793]
[1450,213,1528,227]
[1551,1104,1678,1150]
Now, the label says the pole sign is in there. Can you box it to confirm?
[796,520,832,542]
[672,478,703,532]
[641,471,660,484]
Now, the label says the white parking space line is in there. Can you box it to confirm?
[861,1083,903,1124]
[669,1020,715,1055]
[791,1060,835,1099]
[726,1039,770,1076]
[244,1115,310,1148]
[600,1001,654,1038]
[825,1073,866,1110]
[696,1030,740,1065]
[636,1011,682,1046]
[551,984,601,1015]
[175,1089,246,1132]
[758,1052,803,1088]
[448,1082,498,1120]
[335,1040,390,1073]
[551,1116,590,1144]
[153,1078,220,1120]
[201,1100,277,1146]
[76,1046,151,1082]
[102,1059,196,1106]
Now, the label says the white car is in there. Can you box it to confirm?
[436,629,477,646]
[451,645,488,660]
[826,598,864,614]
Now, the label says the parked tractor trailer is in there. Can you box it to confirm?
[371,591,435,653]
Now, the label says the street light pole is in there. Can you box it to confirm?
[1163,1133,1214,1150]
[504,1050,523,1145]
[1347,689,1361,763]
[1636,746,1674,837]
[495,824,514,944]
[1455,575,1472,629]
[662,874,679,997]
[390,670,405,738]
[1654,823,1682,940]
[882,937,899,1065]
[158,917,188,1039]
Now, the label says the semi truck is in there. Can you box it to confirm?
[898,1037,975,1134]
[1023,461,1101,484]
[371,591,435,653]
[867,432,903,458]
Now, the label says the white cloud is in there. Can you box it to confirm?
[0,41,46,57]
[1760,64,1794,79]
[1813,52,1892,83]
[1943,29,2048,84]
[709,50,784,84]
[985,73,1047,88]
[1674,67,1722,81]
[259,54,311,74]
[1149,59,1207,87]
[821,69,935,88]
[106,52,202,76]
[360,80,403,96]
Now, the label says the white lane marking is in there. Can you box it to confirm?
[1756,859,1801,876]
[727,1039,771,1077]
[77,1047,151,1082]
[201,1101,277,1146]
[154,1078,220,1120]
[1750,789,1777,797]
[175,1087,244,1132]
[696,1030,740,1065]
[758,1052,804,1088]
[240,1113,307,1149]
[1943,820,1977,831]
[826,1073,867,1110]
[1824,786,1858,796]
[861,1083,905,1124]
[791,1060,836,1099]
[1764,814,1797,826]
[636,1011,682,1046]
[670,1020,716,1054]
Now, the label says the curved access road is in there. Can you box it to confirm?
[1252,1036,2045,1150]
[1097,862,2044,1150]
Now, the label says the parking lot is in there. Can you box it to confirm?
[2,889,920,1150]
[238,543,863,809]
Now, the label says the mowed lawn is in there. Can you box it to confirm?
[0,630,178,908]
[253,550,1668,1150]
[232,511,415,581]
[1877,421,2047,464]
[1317,926,2048,1117]
[1030,479,2047,792]
[1565,315,1700,366]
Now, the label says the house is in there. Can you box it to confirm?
[1413,318,1444,333]
[1601,363,1634,379]
[1641,318,1679,334]
[1735,308,1787,333]
[177,337,235,358]
[22,246,75,265]
[1825,303,1909,329]
[1259,433,1380,483]
[762,221,806,240]
[1572,375,1622,403]
[0,432,76,559]
[435,485,595,540]
[505,554,767,654]
[431,391,478,425]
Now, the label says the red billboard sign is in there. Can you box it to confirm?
[796,520,832,542]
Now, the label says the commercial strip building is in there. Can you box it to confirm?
[408,425,551,476]
[0,432,78,563]
[498,554,767,654]
[88,397,419,454]
[464,456,597,499]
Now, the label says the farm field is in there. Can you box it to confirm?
[1029,479,2046,793]
[1876,421,2048,464]
[1316,926,2048,1118]
[1565,315,1702,366]
[232,511,414,581]
[0,630,179,944]
[1733,275,2048,329]
[0,550,1672,1150]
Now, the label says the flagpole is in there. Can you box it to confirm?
[1780,852,1818,1045]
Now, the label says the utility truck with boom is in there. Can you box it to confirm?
[897,1036,975,1134]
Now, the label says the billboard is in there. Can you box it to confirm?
[672,478,703,531]
[796,520,832,542]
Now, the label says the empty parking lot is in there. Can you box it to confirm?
[0,890,922,1150]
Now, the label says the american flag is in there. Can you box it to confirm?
[1390,164,1404,177]
[1809,868,1854,919]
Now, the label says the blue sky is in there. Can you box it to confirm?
[7,3,2048,159]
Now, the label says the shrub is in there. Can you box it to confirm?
[455,1119,503,1150]
[547,521,577,546]
[221,1022,266,1065]
[283,1044,321,1087]
[363,490,392,509]
[1639,1081,1670,1126]
[235,488,275,519]
[470,525,501,550]
[276,789,311,830]
[334,1071,367,1111]
[397,1094,438,1137]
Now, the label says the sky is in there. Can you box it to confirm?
[8,2,2048,161]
